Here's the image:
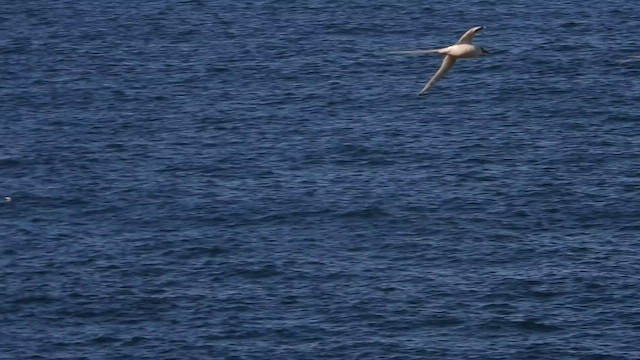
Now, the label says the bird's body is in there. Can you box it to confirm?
[440,43,484,58]
[390,26,488,95]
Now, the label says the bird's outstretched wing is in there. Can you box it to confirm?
[418,55,456,95]
[457,26,484,44]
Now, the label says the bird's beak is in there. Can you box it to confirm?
[482,49,490,55]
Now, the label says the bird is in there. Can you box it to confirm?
[390,26,489,95]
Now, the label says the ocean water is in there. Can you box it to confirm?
[1,0,640,359]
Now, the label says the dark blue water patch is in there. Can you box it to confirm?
[2,0,640,359]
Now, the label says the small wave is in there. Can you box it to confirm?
[168,245,226,259]
[12,295,56,306]
[421,315,465,328]
[604,114,636,123]
[515,318,563,332]
[484,317,563,333]
[91,335,119,344]
[339,205,390,219]
[0,158,21,167]
[236,264,282,280]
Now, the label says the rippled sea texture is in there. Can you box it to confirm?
[2,1,640,359]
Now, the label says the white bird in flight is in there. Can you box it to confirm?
[391,26,489,95]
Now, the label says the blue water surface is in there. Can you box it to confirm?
[1,1,640,359]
